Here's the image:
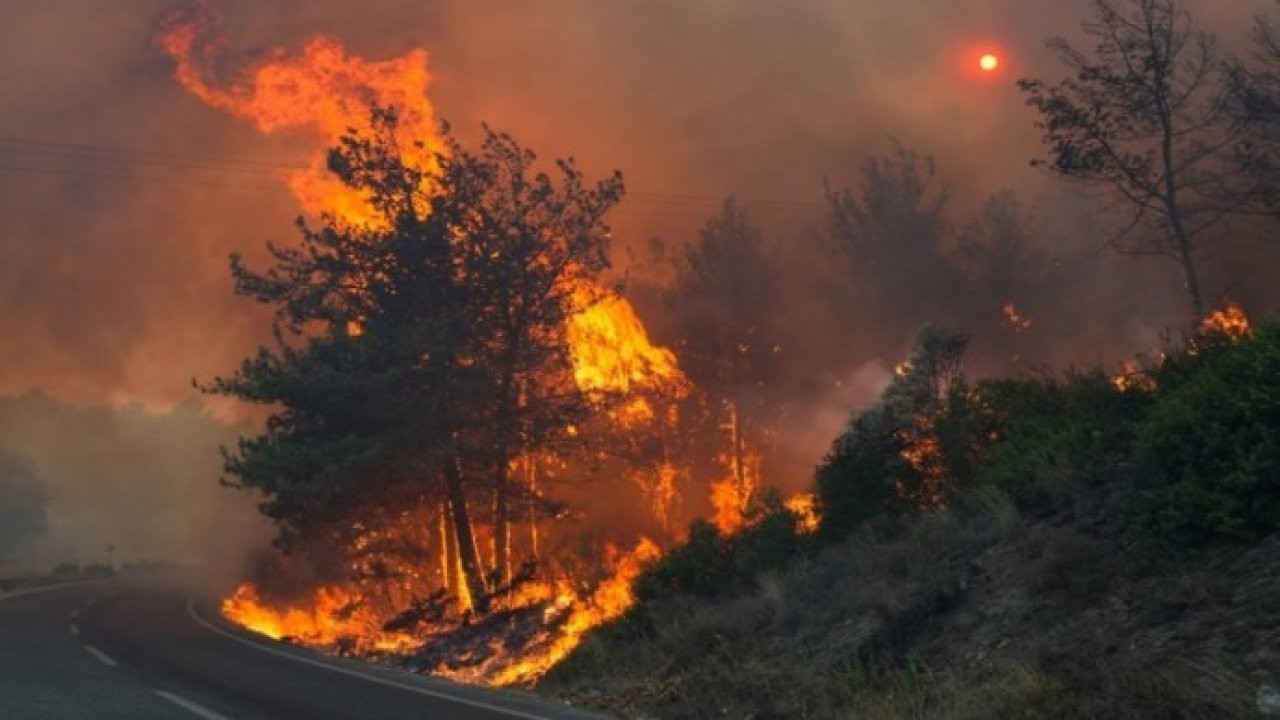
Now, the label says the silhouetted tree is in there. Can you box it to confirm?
[1019,0,1240,323]
[956,191,1045,307]
[451,128,623,587]
[824,142,967,344]
[1228,9,1280,219]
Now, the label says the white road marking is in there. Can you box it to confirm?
[186,598,555,720]
[154,690,230,720]
[68,623,79,636]
[83,644,117,667]
[70,608,80,619]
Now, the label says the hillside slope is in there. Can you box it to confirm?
[538,316,1280,719]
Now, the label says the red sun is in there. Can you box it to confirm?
[979,53,1000,72]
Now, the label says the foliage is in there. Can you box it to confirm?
[634,494,803,602]
[823,143,973,345]
[973,371,1147,512]
[661,197,786,519]
[813,312,1280,554]
[1226,9,1280,216]
[1130,321,1280,547]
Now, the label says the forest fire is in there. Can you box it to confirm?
[164,13,813,687]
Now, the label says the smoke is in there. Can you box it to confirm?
[0,0,1278,538]
[0,393,270,580]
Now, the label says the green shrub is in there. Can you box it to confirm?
[817,326,970,541]
[1130,320,1280,548]
[974,371,1146,513]
[815,405,909,541]
[634,519,733,601]
[634,499,803,602]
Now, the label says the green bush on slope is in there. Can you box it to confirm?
[1131,320,1280,547]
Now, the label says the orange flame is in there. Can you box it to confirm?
[222,583,422,654]
[785,492,821,533]
[566,289,686,398]
[1200,301,1250,339]
[487,538,662,686]
[158,9,443,226]
[165,17,691,688]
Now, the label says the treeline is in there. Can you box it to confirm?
[606,0,1280,607]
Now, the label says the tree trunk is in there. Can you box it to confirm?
[490,342,520,589]
[443,456,489,613]
[1174,232,1205,325]
[439,502,455,594]
[727,399,750,516]
[1157,87,1205,324]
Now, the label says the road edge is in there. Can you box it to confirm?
[185,598,602,720]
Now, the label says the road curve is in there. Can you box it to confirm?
[0,577,609,719]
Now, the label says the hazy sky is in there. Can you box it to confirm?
[0,0,1271,413]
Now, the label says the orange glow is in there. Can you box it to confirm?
[164,16,748,691]
[979,53,1000,72]
[1002,301,1032,334]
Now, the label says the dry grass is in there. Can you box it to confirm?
[540,489,1269,719]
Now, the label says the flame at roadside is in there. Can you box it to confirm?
[222,583,423,654]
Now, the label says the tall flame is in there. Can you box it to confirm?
[158,9,443,226]
[567,290,685,397]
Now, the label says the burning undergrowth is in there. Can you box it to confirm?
[159,5,814,687]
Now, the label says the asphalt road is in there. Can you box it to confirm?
[0,577,609,719]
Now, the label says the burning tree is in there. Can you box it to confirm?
[206,109,624,614]
[664,198,784,532]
